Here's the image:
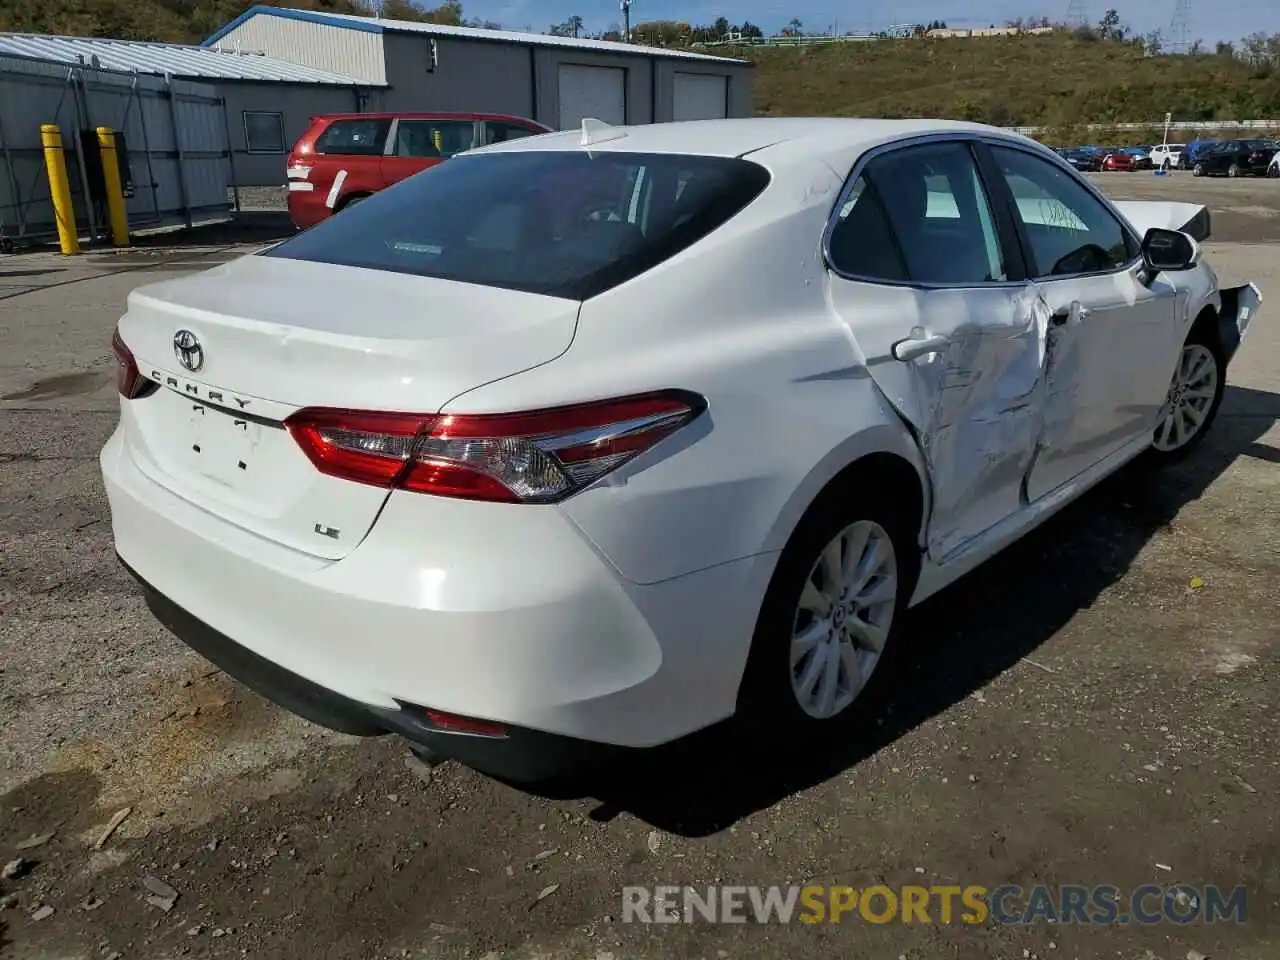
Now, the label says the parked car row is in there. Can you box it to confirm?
[1054,145,1154,173]
[1188,139,1280,178]
[1053,139,1280,179]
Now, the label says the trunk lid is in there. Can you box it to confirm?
[117,254,579,560]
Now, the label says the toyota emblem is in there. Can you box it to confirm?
[173,329,204,372]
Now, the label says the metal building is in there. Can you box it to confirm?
[0,34,382,188]
[202,6,753,128]
[1,51,236,247]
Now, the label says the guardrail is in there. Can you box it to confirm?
[1006,120,1280,135]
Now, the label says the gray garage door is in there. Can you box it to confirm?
[557,64,626,130]
[672,72,728,121]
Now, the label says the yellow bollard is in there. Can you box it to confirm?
[96,126,130,247]
[40,123,79,255]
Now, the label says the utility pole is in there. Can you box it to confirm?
[1064,0,1088,29]
[1169,0,1192,53]
[620,0,631,41]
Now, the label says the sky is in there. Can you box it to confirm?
[470,0,1279,47]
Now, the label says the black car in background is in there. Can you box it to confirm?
[1193,139,1279,177]
[1057,147,1104,172]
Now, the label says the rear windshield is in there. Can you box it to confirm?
[262,150,771,300]
[313,118,390,156]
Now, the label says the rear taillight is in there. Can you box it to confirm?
[284,390,705,504]
[111,327,154,399]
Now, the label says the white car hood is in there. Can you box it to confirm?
[1112,200,1210,241]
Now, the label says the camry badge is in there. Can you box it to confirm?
[173,329,204,372]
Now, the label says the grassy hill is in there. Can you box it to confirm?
[738,32,1280,130]
[1,0,1277,130]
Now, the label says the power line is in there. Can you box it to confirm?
[1064,0,1088,29]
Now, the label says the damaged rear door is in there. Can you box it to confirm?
[825,139,1049,562]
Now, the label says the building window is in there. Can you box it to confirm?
[243,111,285,154]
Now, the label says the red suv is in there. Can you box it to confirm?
[286,112,551,229]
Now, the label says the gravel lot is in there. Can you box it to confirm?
[1,174,1277,959]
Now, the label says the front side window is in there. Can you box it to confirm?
[989,145,1135,278]
[828,141,1005,285]
[395,120,476,158]
[263,151,770,300]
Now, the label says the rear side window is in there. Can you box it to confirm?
[481,122,542,146]
[827,178,907,281]
[395,119,475,158]
[313,118,390,156]
[262,151,770,300]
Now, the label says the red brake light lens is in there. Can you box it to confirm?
[111,327,155,399]
[284,391,705,504]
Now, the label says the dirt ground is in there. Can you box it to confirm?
[1,175,1277,960]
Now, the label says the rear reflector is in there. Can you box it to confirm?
[285,390,705,504]
[423,709,507,738]
[111,327,156,400]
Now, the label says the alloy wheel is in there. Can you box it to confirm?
[790,520,897,720]
[1153,343,1219,452]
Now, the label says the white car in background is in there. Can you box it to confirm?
[1149,143,1186,170]
[102,118,1262,782]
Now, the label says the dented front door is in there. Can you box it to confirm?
[1022,268,1178,503]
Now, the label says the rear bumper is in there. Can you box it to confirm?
[122,557,613,781]
[286,188,330,230]
[101,425,762,764]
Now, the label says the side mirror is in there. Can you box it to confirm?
[1141,227,1199,275]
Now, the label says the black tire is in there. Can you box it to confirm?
[1146,328,1226,465]
[1228,162,1241,178]
[338,194,368,212]
[1268,164,1280,179]
[736,484,918,740]
[1192,163,1205,177]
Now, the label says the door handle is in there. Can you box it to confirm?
[892,334,952,362]
[1050,302,1089,327]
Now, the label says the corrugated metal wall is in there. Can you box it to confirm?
[0,54,232,247]
[210,17,386,85]
[379,32,752,128]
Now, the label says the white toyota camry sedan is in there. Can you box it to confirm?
[102,117,1262,782]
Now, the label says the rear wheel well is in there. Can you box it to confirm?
[336,192,371,211]
[736,451,926,724]
[786,452,925,574]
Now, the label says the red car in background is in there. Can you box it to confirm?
[286,112,552,229]
[1101,151,1136,172]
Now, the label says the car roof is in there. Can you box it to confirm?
[467,117,1033,167]
[313,112,543,124]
